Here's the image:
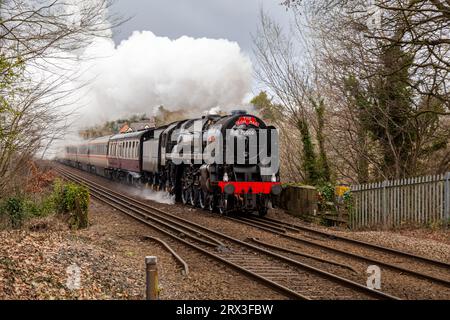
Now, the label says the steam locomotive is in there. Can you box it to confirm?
[61,110,281,216]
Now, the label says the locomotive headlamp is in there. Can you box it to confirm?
[223,172,229,182]
[271,184,282,195]
[271,173,277,182]
[224,183,235,195]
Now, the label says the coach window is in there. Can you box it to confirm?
[136,141,140,158]
[135,141,138,158]
[130,141,133,158]
[130,141,133,159]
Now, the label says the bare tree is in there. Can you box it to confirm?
[252,10,331,184]
[254,0,450,183]
[0,0,123,195]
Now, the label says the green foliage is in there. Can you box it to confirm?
[23,196,55,218]
[297,118,321,185]
[316,182,336,212]
[2,197,26,228]
[0,188,58,228]
[250,91,281,121]
[317,183,335,203]
[312,97,332,184]
[53,179,89,229]
[0,179,89,230]
[342,190,353,212]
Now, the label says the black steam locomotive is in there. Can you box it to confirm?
[62,110,281,216]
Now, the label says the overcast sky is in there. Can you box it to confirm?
[111,0,292,58]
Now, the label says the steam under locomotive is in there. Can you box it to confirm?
[61,110,281,216]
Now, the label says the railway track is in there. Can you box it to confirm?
[229,215,450,288]
[56,165,400,300]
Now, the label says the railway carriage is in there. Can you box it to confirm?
[87,136,109,175]
[106,130,152,183]
[64,145,79,165]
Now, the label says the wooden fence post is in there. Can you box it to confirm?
[145,256,159,300]
[382,180,387,229]
[445,172,450,228]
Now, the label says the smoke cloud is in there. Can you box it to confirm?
[67,30,253,129]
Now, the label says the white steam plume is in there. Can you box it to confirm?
[68,31,253,129]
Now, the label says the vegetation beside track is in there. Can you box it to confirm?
[0,164,90,230]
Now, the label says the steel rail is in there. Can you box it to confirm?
[143,235,190,275]
[260,216,450,269]
[230,215,450,287]
[248,237,358,273]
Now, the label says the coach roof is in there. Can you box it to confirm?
[110,129,150,141]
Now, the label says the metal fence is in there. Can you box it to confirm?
[350,172,450,229]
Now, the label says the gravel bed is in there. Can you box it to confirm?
[85,199,284,300]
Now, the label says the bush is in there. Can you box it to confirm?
[53,179,89,229]
[316,182,336,212]
[3,197,26,228]
[0,179,89,230]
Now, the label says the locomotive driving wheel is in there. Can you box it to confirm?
[180,168,193,205]
[207,193,216,212]
[197,188,207,209]
[258,206,268,217]
[218,194,231,215]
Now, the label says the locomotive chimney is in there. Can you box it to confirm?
[231,110,247,116]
